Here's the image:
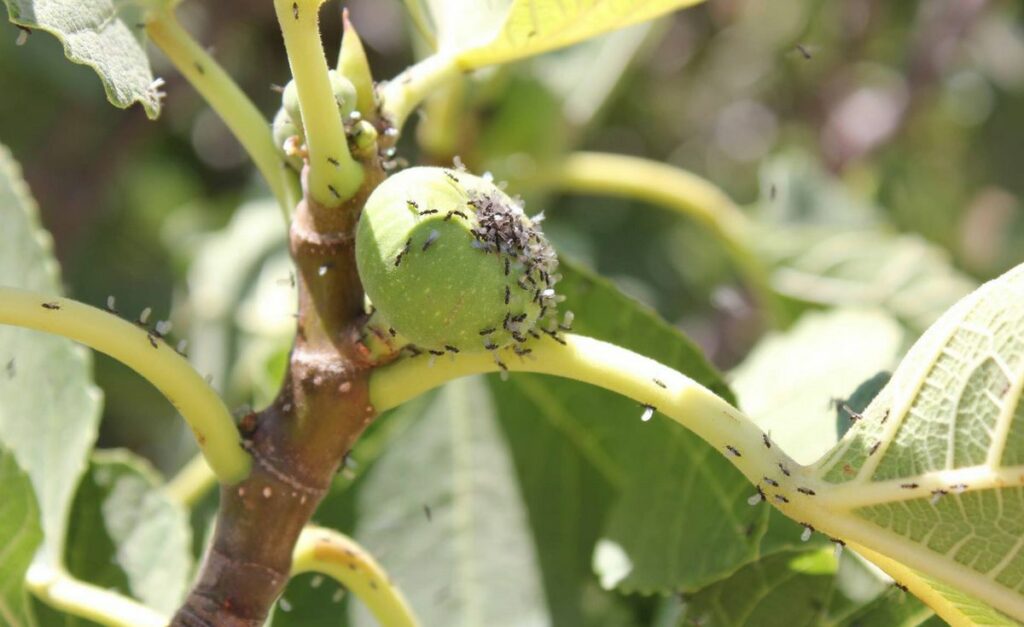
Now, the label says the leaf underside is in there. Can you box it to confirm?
[0,143,103,567]
[3,0,161,118]
[815,263,1024,622]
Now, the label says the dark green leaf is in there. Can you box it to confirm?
[0,445,43,627]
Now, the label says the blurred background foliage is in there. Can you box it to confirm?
[2,0,1023,623]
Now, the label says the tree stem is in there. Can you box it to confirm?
[146,10,299,218]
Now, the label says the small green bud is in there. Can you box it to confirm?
[281,70,357,134]
[356,167,561,352]
[350,120,378,158]
[272,107,304,172]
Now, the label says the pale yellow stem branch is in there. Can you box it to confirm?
[162,452,218,507]
[292,526,420,627]
[26,564,168,627]
[379,53,461,134]
[146,11,299,218]
[0,287,251,484]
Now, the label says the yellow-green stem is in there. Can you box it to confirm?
[26,564,167,627]
[274,0,363,206]
[146,11,298,218]
[380,53,460,134]
[292,526,420,627]
[0,288,251,484]
[371,333,799,490]
[550,152,781,322]
[163,452,218,507]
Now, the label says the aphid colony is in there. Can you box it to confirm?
[355,166,566,357]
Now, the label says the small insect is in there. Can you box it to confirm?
[423,504,432,522]
[5,358,14,379]
[483,339,498,351]
[511,313,528,323]
[830,537,845,558]
[840,403,862,422]
[513,346,532,357]
[900,482,919,489]
[41,301,60,310]
[444,210,468,221]
[511,331,526,343]
[894,582,908,592]
[504,257,510,276]
[444,345,459,354]
[428,349,445,356]
[494,358,508,372]
[154,320,173,338]
[443,170,459,183]
[640,403,656,422]
[176,340,188,356]
[146,333,159,349]
[725,444,741,458]
[137,307,152,325]
[543,329,567,345]
[929,489,947,505]
[388,327,397,337]
[762,433,772,449]
[479,327,495,335]
[868,441,881,456]
[422,229,440,251]
[504,286,510,305]
[795,43,812,60]
[800,523,814,542]
[881,409,890,424]
[950,483,968,494]
[796,487,816,496]
[395,239,412,266]
[748,486,766,506]
[105,295,118,314]
[292,1,299,19]
[778,463,791,477]
[15,25,31,46]
[503,312,512,330]
[763,476,779,487]
[774,494,789,504]
[653,378,667,389]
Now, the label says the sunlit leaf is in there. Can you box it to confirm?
[423,0,704,69]
[2,0,164,118]
[64,450,192,614]
[0,445,43,627]
[0,143,103,567]
[813,262,1024,622]
[352,376,549,626]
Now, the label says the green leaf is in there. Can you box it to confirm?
[64,450,192,615]
[730,309,905,465]
[2,0,163,118]
[424,0,704,69]
[812,262,1024,622]
[352,376,549,626]
[0,445,43,627]
[681,549,930,627]
[0,143,103,567]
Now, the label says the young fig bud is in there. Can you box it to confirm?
[355,167,560,353]
[272,107,304,172]
[282,70,357,134]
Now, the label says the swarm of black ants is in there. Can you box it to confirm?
[371,163,573,378]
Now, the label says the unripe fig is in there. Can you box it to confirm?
[356,167,561,352]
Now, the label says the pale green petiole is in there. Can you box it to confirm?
[0,287,251,485]
[292,525,420,627]
[146,10,299,218]
[379,53,461,135]
[26,564,167,627]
